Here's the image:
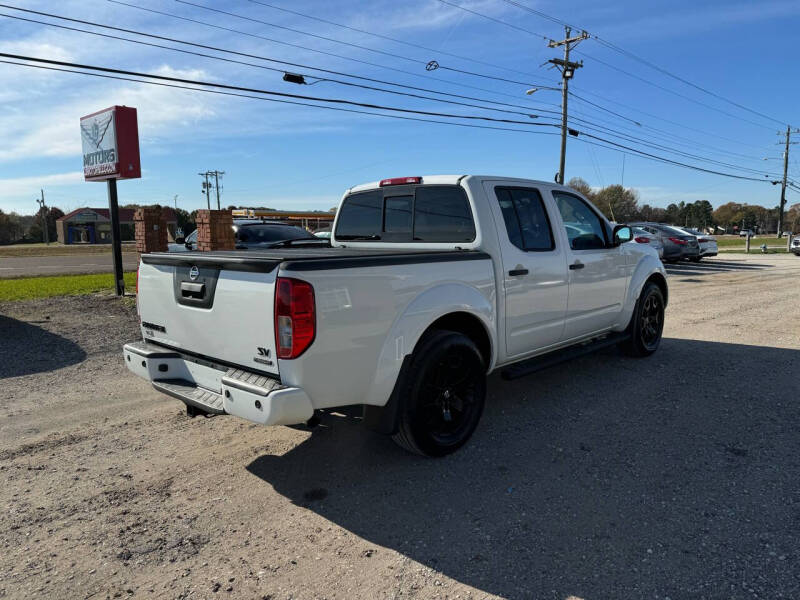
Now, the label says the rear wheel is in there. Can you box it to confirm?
[621,281,665,357]
[689,256,701,262]
[392,330,486,456]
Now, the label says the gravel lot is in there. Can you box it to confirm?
[1,254,799,599]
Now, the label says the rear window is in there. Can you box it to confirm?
[335,185,475,242]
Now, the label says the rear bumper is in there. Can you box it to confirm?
[123,341,314,426]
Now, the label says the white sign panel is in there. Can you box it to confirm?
[80,108,117,178]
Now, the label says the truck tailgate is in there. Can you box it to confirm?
[137,254,280,376]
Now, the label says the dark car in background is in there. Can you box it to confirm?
[170,221,325,252]
[629,222,700,262]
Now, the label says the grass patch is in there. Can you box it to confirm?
[0,272,136,302]
[719,248,788,254]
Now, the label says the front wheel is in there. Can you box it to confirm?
[392,330,486,456]
[621,281,665,357]
[689,256,702,262]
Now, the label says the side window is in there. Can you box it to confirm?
[552,191,607,250]
[413,186,475,242]
[496,187,554,251]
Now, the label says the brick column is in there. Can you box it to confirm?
[195,210,235,251]
[134,206,168,254]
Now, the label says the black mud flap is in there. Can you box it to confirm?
[362,355,412,435]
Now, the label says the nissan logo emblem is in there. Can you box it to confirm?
[189,266,199,281]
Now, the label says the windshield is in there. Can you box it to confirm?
[235,224,315,244]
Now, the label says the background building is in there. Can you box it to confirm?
[56,206,177,244]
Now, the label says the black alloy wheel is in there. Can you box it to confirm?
[393,330,486,456]
[621,281,665,357]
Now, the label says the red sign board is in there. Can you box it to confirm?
[80,105,141,181]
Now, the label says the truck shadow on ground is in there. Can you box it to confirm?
[247,338,799,599]
[0,314,86,378]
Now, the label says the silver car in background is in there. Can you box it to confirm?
[629,222,700,262]
[630,227,664,258]
[674,227,718,260]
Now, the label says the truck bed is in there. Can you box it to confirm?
[140,247,490,272]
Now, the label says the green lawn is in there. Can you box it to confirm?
[0,272,136,302]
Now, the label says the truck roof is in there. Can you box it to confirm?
[346,175,568,194]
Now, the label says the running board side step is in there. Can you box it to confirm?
[501,332,630,381]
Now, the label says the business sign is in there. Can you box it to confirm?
[80,105,141,181]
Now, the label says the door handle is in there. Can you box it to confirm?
[508,268,529,276]
[569,262,584,270]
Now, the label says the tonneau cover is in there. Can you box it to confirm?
[140,248,490,273]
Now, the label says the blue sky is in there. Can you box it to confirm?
[1,0,799,216]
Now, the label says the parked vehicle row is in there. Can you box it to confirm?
[628,222,701,262]
[168,221,328,252]
[791,236,800,256]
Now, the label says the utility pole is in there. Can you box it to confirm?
[213,170,224,210]
[199,171,211,209]
[548,26,589,185]
[198,170,224,210]
[777,126,799,238]
[35,189,49,245]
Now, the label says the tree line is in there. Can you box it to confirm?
[568,177,798,233]
[0,206,65,245]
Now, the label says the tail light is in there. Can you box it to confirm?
[668,237,687,245]
[698,238,710,243]
[274,277,315,359]
[634,236,650,243]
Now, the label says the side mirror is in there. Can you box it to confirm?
[613,224,632,245]
[185,241,193,250]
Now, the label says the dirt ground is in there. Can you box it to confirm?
[1,254,799,600]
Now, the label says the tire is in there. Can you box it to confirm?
[689,256,701,262]
[392,330,486,457]
[620,281,665,357]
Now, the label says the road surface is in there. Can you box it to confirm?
[0,253,139,278]
[1,254,798,599]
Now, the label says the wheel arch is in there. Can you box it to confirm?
[362,282,495,409]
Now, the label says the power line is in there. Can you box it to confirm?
[569,86,778,153]
[567,100,784,167]
[435,0,550,41]
[0,12,558,121]
[2,4,562,114]
[242,0,547,80]
[574,52,777,132]
[440,0,779,131]
[0,52,562,128]
[0,55,775,185]
[173,0,553,89]
[0,58,563,137]
[574,135,771,183]
[497,0,788,127]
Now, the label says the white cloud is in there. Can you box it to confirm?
[0,171,83,198]
[0,62,221,162]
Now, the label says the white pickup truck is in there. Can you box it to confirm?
[124,175,667,456]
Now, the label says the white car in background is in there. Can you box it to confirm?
[675,227,718,260]
[630,227,664,259]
